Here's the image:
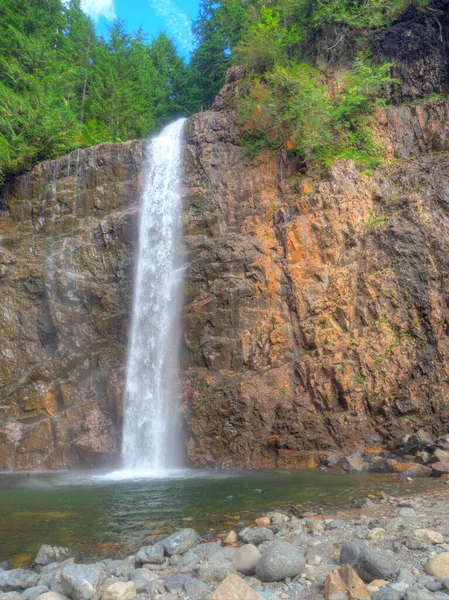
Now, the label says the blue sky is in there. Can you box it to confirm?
[80,0,201,57]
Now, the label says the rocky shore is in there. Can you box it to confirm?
[1,471,449,600]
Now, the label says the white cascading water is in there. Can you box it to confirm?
[121,118,187,475]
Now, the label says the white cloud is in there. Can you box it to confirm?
[149,0,194,54]
[81,0,116,21]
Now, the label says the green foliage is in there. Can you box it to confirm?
[0,0,192,184]
[239,56,396,169]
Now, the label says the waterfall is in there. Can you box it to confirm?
[121,118,186,474]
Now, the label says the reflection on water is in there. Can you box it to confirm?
[0,468,440,564]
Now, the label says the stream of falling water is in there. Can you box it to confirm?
[121,118,187,475]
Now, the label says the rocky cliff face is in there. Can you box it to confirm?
[2,6,449,472]
[181,67,449,468]
[0,141,145,470]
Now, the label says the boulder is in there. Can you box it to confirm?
[131,569,158,594]
[0,594,22,600]
[60,564,105,600]
[232,545,261,575]
[240,527,275,545]
[101,582,136,600]
[425,553,449,581]
[407,530,444,549]
[135,545,164,565]
[325,565,371,600]
[340,541,398,582]
[431,462,449,476]
[223,531,238,545]
[255,542,306,582]
[38,560,75,594]
[392,463,432,478]
[22,586,50,600]
[35,594,69,600]
[211,574,263,600]
[34,547,76,567]
[197,561,236,583]
[183,577,209,598]
[0,569,39,592]
[104,561,135,580]
[342,453,367,473]
[158,529,198,556]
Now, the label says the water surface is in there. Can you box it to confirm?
[0,468,439,565]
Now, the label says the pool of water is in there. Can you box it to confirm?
[0,468,440,565]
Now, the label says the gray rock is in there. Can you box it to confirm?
[141,558,169,571]
[175,553,201,574]
[60,564,105,600]
[404,586,436,600]
[259,592,279,600]
[325,520,346,530]
[164,575,186,592]
[0,570,39,592]
[197,561,236,583]
[340,541,398,582]
[131,569,158,594]
[397,570,416,585]
[397,508,416,518]
[104,561,135,580]
[292,532,308,546]
[328,595,349,600]
[232,545,261,575]
[0,593,22,600]
[240,527,275,546]
[373,589,404,600]
[34,547,76,568]
[197,542,222,559]
[101,582,136,600]
[135,545,164,565]
[158,529,199,556]
[255,542,306,582]
[341,453,367,473]
[183,577,208,599]
[390,582,410,593]
[38,560,75,593]
[34,593,69,600]
[22,586,49,600]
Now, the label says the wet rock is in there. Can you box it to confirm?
[324,564,370,600]
[223,531,238,545]
[159,529,199,556]
[135,545,165,565]
[240,527,275,545]
[425,554,449,581]
[211,574,263,600]
[60,564,106,600]
[431,463,449,476]
[34,547,77,568]
[340,541,398,582]
[101,582,136,600]
[342,454,367,473]
[0,570,39,592]
[22,586,50,600]
[393,464,432,478]
[232,545,261,575]
[255,542,306,582]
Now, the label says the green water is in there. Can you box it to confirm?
[0,468,439,565]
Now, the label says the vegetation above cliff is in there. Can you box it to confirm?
[0,0,440,183]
